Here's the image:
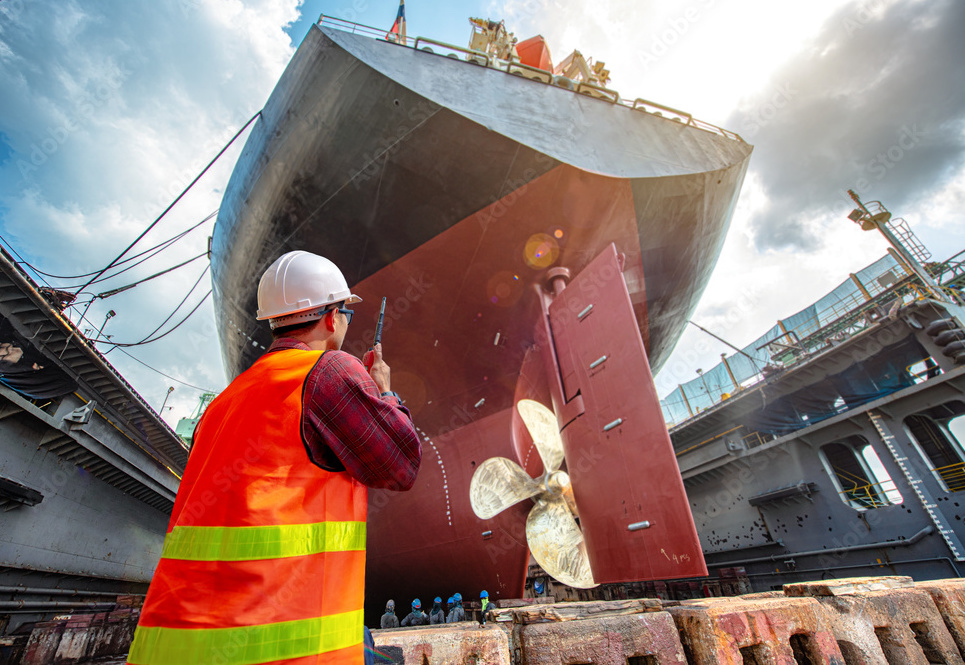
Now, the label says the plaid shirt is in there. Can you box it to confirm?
[268,338,422,490]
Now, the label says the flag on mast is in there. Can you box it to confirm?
[387,0,406,43]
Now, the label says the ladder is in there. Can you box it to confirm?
[885,217,932,265]
[868,411,965,561]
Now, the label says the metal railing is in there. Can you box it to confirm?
[934,461,965,493]
[316,14,746,143]
[834,474,901,509]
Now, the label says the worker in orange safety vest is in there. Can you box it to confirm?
[127,251,422,665]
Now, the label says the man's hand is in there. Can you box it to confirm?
[362,343,391,395]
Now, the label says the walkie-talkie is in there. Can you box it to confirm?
[373,297,387,345]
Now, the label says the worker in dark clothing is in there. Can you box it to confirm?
[446,592,465,623]
[429,597,445,624]
[381,599,399,628]
[401,598,429,626]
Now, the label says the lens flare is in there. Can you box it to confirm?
[486,270,524,308]
[523,233,559,269]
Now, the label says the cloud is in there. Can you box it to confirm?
[0,0,302,420]
[727,0,965,252]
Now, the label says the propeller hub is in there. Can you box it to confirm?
[544,470,571,496]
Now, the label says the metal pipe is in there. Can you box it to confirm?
[0,585,143,598]
[706,525,933,567]
[0,600,116,610]
[739,556,960,581]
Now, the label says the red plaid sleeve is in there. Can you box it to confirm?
[299,348,422,490]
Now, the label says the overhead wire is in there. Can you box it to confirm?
[72,111,260,297]
[125,264,210,345]
[0,115,259,400]
[0,234,55,289]
[115,348,217,393]
[26,210,217,286]
[99,290,212,348]
[95,252,207,299]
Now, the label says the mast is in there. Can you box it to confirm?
[846,190,949,303]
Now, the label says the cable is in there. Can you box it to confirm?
[28,210,217,285]
[73,112,260,296]
[99,290,212,347]
[0,234,54,288]
[95,253,207,299]
[116,347,217,393]
[127,264,209,344]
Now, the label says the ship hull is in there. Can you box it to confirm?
[211,24,751,623]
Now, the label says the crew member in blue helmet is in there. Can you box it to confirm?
[402,598,429,626]
[381,599,399,628]
[429,596,446,624]
[446,592,465,623]
[479,590,494,625]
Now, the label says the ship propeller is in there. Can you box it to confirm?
[469,399,597,589]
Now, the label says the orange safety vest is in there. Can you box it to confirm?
[128,349,367,665]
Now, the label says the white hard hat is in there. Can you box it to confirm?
[256,251,361,328]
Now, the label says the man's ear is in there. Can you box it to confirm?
[323,309,337,333]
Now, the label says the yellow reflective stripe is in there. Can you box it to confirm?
[127,609,362,665]
[161,521,366,561]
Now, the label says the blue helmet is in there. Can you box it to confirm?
[480,590,489,598]
[447,597,453,604]
[412,598,421,609]
[434,596,442,604]
[453,592,462,602]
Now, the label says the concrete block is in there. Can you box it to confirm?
[371,623,510,664]
[798,585,963,665]
[916,579,965,658]
[513,611,685,665]
[669,596,844,664]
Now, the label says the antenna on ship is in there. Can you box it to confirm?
[846,190,950,303]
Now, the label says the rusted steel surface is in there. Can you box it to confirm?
[13,576,965,663]
[794,582,963,665]
[491,598,662,624]
[917,579,965,658]
[20,609,139,665]
[784,575,915,597]
[371,623,510,664]
[514,612,686,665]
[669,596,844,664]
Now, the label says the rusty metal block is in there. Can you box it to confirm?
[515,611,686,665]
[668,596,844,664]
[372,623,510,664]
[22,620,67,665]
[784,576,914,597]
[799,585,962,665]
[915,579,965,659]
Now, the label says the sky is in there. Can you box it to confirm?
[0,0,963,426]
